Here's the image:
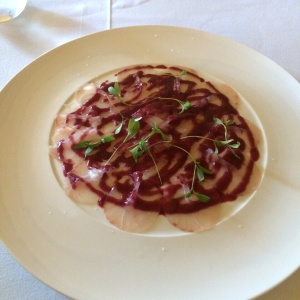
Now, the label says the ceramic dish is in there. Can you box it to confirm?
[1,26,300,300]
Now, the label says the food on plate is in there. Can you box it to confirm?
[50,65,261,233]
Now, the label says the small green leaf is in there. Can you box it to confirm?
[183,191,191,198]
[196,162,212,174]
[183,101,191,109]
[213,117,223,125]
[195,163,211,182]
[108,82,124,103]
[218,139,234,145]
[134,116,143,122]
[115,122,124,134]
[84,146,94,157]
[225,119,235,126]
[129,145,140,162]
[108,82,120,96]
[74,141,92,149]
[179,101,192,114]
[151,122,169,141]
[125,118,140,142]
[179,70,187,77]
[108,86,115,95]
[100,136,115,143]
[194,192,210,203]
[196,168,204,182]
[215,139,240,149]
[74,135,115,157]
[229,141,240,149]
[114,81,121,94]
[130,138,147,162]
[214,143,219,154]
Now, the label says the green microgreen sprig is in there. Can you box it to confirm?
[124,117,141,142]
[129,122,169,184]
[108,82,124,103]
[156,97,192,114]
[178,70,187,77]
[107,76,191,114]
[213,117,234,140]
[212,117,240,156]
[105,117,141,165]
[171,144,212,202]
[74,135,115,158]
[181,165,211,203]
[181,118,240,157]
[130,122,169,162]
[115,118,125,135]
[73,117,140,162]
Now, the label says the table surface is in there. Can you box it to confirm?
[1,1,300,299]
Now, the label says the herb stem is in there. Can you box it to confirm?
[104,141,124,166]
[145,148,163,185]
[171,144,196,163]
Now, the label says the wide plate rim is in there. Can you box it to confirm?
[1,25,300,300]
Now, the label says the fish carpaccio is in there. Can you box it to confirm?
[50,65,261,233]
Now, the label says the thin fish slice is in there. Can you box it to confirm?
[166,204,222,232]
[103,202,159,233]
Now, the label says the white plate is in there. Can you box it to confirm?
[1,26,300,300]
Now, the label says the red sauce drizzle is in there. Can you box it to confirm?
[54,65,260,215]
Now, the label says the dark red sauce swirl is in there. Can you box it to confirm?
[52,65,260,216]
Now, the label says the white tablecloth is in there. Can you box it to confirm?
[1,1,300,299]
